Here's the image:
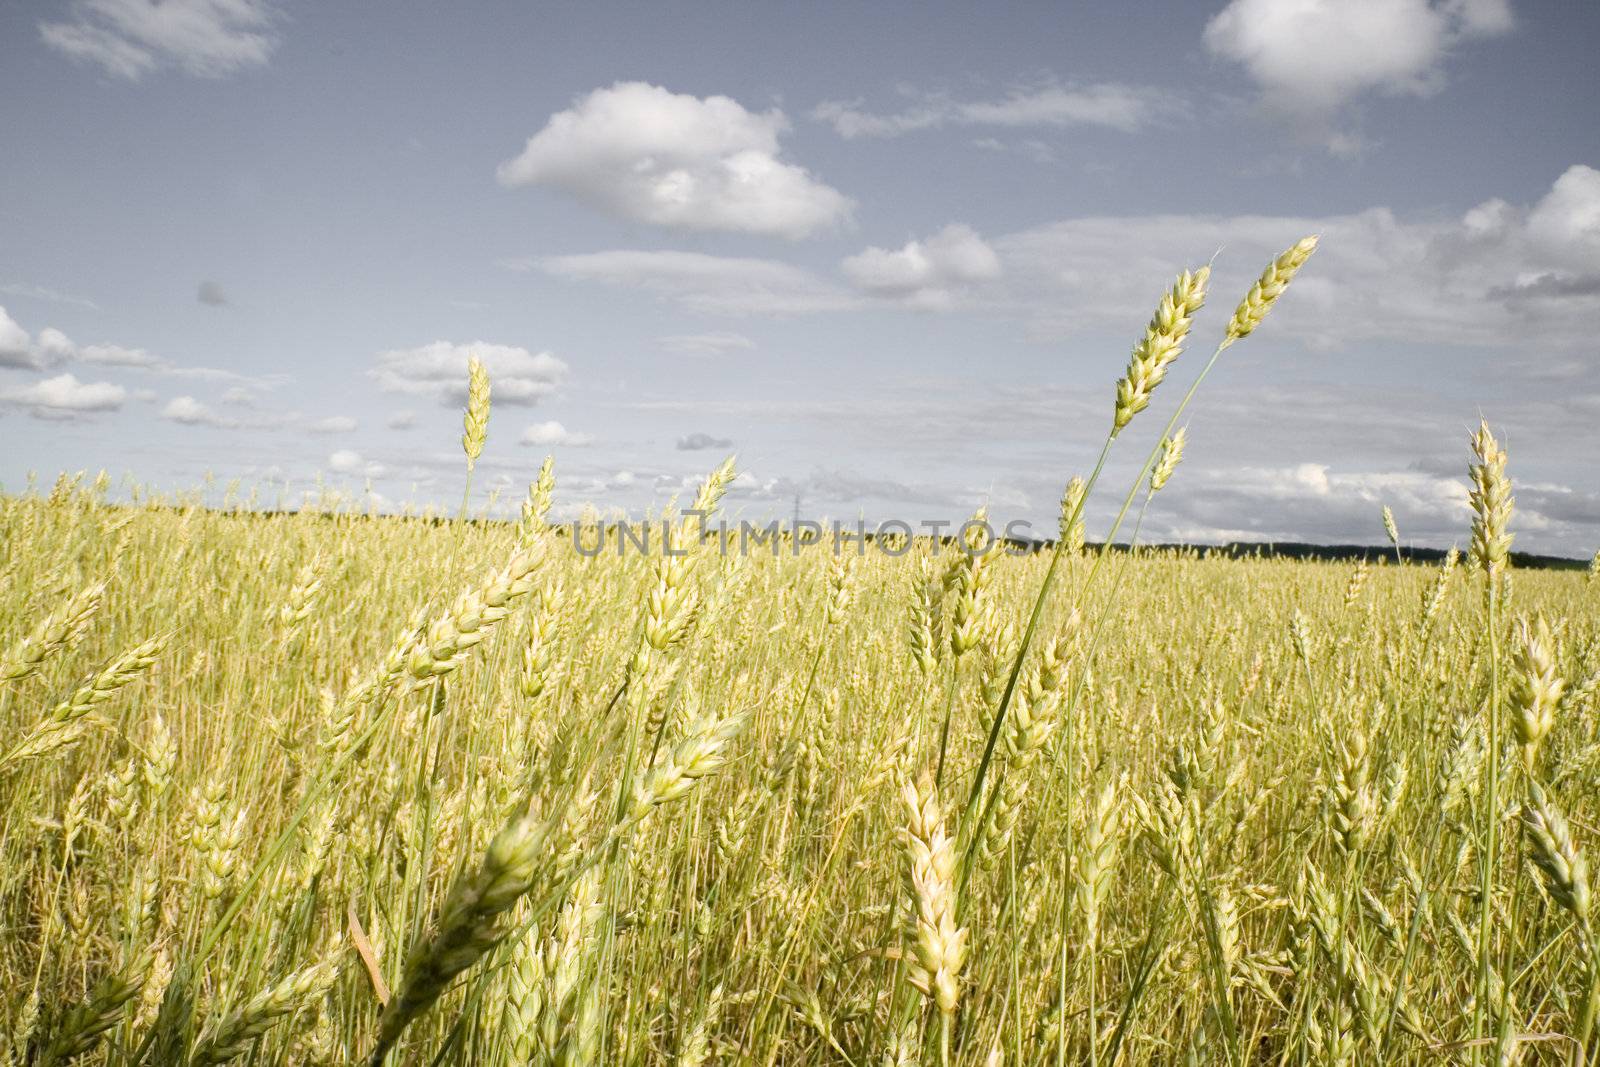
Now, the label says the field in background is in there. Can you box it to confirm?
[1,480,1597,1066]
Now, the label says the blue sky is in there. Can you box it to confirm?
[2,0,1598,553]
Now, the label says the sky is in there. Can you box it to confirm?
[2,0,1598,555]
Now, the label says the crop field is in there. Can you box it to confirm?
[2,241,1597,1067]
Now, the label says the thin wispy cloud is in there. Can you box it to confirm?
[161,396,360,434]
[0,283,100,311]
[814,81,1175,139]
[536,251,859,316]
[40,0,281,80]
[307,415,357,434]
[658,331,757,357]
[0,306,285,385]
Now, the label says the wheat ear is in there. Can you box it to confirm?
[1,580,106,685]
[2,633,168,768]
[1220,235,1319,348]
[370,811,550,1063]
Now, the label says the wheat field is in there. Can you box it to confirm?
[2,240,1597,1066]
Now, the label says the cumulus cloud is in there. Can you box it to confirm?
[36,329,79,366]
[538,251,857,316]
[386,411,417,430]
[539,166,1599,352]
[1521,163,1600,273]
[326,449,364,474]
[0,307,37,369]
[497,82,853,239]
[841,224,1002,307]
[1,373,126,419]
[370,342,568,406]
[813,81,1171,139]
[993,164,1600,351]
[322,450,387,480]
[197,280,228,306]
[40,0,280,80]
[161,394,233,426]
[658,331,756,357]
[676,431,733,451]
[1147,460,1548,550]
[0,312,86,371]
[521,420,594,447]
[1204,0,1514,148]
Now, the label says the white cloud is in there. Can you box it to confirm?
[812,99,945,139]
[0,307,36,369]
[307,415,358,434]
[36,329,78,366]
[994,165,1600,351]
[387,411,417,430]
[540,167,1600,353]
[1203,0,1513,145]
[323,450,387,480]
[85,344,275,384]
[543,229,1000,315]
[658,331,756,357]
[327,449,364,474]
[1,373,126,419]
[80,343,162,368]
[520,420,594,447]
[370,342,568,406]
[962,84,1168,129]
[497,81,852,239]
[841,223,1002,307]
[1523,163,1600,273]
[161,394,233,426]
[0,314,86,371]
[0,306,279,384]
[197,280,228,306]
[539,251,857,316]
[1153,461,1493,548]
[160,396,358,433]
[0,283,99,310]
[813,82,1171,139]
[40,0,279,80]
